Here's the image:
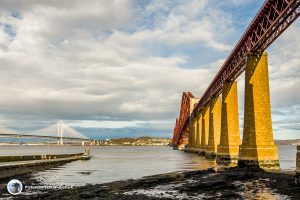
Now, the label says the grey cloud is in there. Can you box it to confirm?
[278,124,300,131]
[0,1,298,140]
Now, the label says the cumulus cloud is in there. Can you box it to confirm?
[0,0,298,139]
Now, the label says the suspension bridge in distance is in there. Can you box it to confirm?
[0,122,90,145]
[0,122,91,178]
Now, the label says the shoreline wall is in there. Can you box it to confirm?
[0,156,82,179]
[0,153,83,163]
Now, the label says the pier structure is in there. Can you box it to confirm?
[173,0,299,170]
[0,153,84,179]
[217,81,240,163]
[0,122,91,178]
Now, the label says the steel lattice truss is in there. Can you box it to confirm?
[173,92,194,145]
[174,0,300,145]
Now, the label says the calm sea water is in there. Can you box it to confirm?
[0,145,297,186]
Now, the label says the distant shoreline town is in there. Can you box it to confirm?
[274,139,300,146]
[0,138,299,146]
[0,137,172,146]
[90,137,172,146]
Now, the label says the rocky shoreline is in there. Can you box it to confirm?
[1,167,298,200]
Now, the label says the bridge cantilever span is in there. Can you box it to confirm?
[172,92,199,150]
[193,0,300,111]
[173,0,299,170]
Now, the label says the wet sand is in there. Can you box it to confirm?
[3,167,300,200]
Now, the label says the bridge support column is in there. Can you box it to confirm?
[199,107,209,156]
[238,52,279,170]
[57,138,64,145]
[217,81,240,164]
[195,114,202,149]
[188,116,195,148]
[205,96,221,159]
[193,116,198,148]
[296,146,300,185]
[184,116,198,153]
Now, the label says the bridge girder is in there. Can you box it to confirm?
[173,92,195,146]
[175,0,300,141]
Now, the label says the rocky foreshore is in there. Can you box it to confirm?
[4,167,299,200]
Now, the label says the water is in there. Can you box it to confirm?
[32,146,216,186]
[277,145,297,171]
[0,145,84,156]
[0,145,297,186]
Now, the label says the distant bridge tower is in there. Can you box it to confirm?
[57,122,64,145]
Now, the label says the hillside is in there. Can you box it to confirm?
[90,137,172,146]
[275,139,300,145]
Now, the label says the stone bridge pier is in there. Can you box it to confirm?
[173,0,299,174]
[205,96,221,159]
[176,52,281,171]
[217,81,240,164]
[199,107,209,156]
[238,52,279,170]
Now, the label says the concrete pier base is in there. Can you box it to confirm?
[198,149,206,156]
[177,144,185,151]
[184,148,200,154]
[238,145,280,170]
[238,157,280,170]
[217,146,239,164]
[205,151,216,159]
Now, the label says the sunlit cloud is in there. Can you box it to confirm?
[0,0,298,139]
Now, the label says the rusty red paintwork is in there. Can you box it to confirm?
[177,122,190,148]
[173,0,299,145]
[173,92,194,146]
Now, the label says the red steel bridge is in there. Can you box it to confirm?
[173,0,299,156]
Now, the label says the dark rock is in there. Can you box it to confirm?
[5,168,300,199]
[79,191,96,198]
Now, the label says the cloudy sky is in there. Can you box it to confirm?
[0,0,299,140]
